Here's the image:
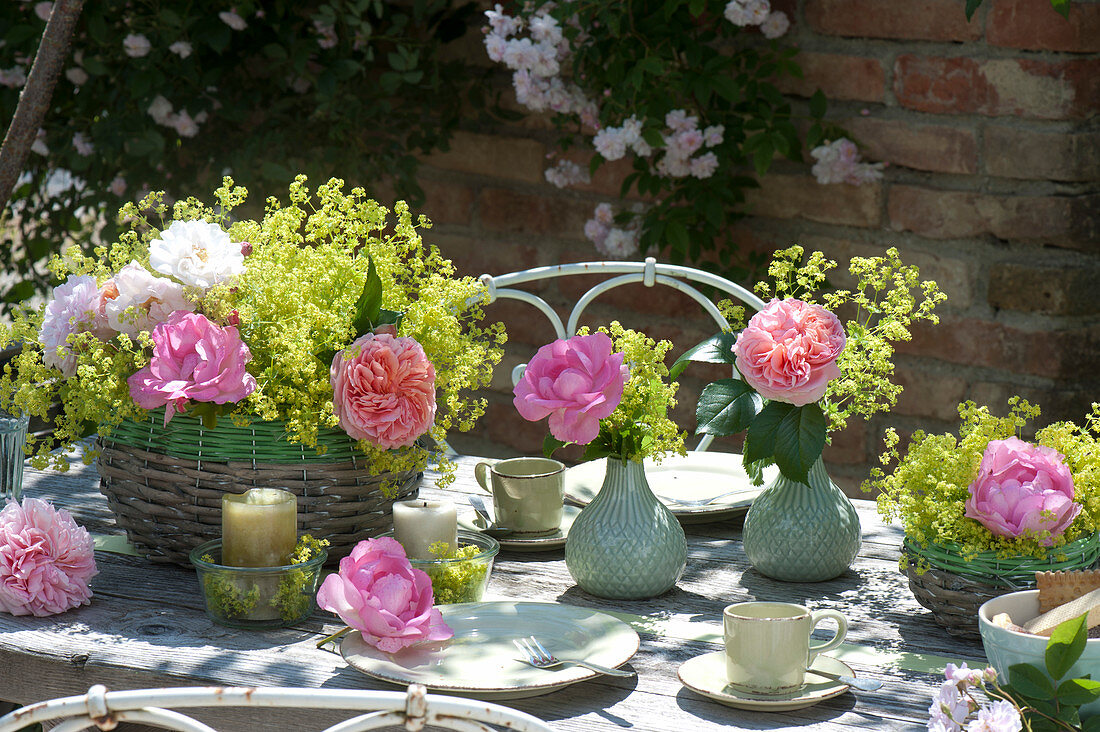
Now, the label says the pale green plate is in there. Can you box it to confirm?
[678,652,853,712]
[341,600,639,699]
[458,504,580,552]
[564,452,777,525]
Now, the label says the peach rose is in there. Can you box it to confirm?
[733,298,845,406]
[330,333,436,449]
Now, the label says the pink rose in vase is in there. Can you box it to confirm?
[127,311,257,423]
[316,537,452,653]
[965,437,1080,546]
[330,333,437,449]
[733,298,845,407]
[512,332,630,445]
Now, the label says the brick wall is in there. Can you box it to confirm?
[410,0,1100,494]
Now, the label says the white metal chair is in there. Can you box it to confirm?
[476,257,766,451]
[0,683,555,732]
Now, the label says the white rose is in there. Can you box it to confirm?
[149,220,244,289]
[65,67,88,86]
[219,10,247,31]
[147,95,173,124]
[103,262,195,336]
[123,34,151,58]
[169,41,192,59]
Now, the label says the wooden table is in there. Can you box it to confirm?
[0,454,985,731]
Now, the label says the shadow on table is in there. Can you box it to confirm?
[675,685,857,727]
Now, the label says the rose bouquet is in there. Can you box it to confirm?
[0,176,504,489]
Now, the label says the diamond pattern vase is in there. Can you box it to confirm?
[742,457,861,582]
[565,457,687,599]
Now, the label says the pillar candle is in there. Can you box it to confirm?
[392,499,458,560]
[222,488,297,567]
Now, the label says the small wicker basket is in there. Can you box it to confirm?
[903,534,1100,640]
[96,411,421,566]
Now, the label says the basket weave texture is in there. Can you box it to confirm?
[903,534,1100,640]
[96,413,421,566]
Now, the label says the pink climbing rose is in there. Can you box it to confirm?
[512,332,630,445]
[733,298,846,407]
[316,537,453,653]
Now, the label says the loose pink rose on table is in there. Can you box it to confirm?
[316,537,452,653]
[127,311,257,423]
[512,332,630,445]
[733,298,845,407]
[330,333,437,449]
[965,437,1080,546]
[0,498,98,617]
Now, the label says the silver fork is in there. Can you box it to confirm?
[512,636,635,677]
[655,489,748,508]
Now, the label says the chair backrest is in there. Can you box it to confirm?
[0,683,556,732]
[476,257,765,451]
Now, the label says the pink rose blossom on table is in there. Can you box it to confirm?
[122,33,151,58]
[330,333,437,449]
[513,332,629,444]
[0,498,97,617]
[734,298,845,406]
[149,219,245,288]
[316,537,452,653]
[40,275,102,376]
[128,311,257,423]
[964,437,1080,545]
[102,261,195,336]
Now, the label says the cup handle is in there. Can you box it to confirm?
[474,462,494,493]
[808,609,848,661]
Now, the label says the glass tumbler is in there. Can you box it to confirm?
[0,410,29,502]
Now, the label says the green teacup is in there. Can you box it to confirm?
[474,457,565,535]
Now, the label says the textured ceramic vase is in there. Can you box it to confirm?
[565,457,687,599]
[742,457,861,582]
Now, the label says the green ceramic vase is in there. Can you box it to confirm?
[742,457,861,582]
[565,457,687,599]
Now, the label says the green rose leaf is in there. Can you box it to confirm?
[1008,662,1057,700]
[742,400,789,467]
[762,401,826,484]
[543,434,568,459]
[696,379,761,437]
[1055,677,1100,707]
[1047,613,1088,680]
[670,332,738,379]
[352,255,384,337]
[1056,703,1082,730]
[1051,0,1070,18]
[1081,714,1100,732]
[965,0,983,20]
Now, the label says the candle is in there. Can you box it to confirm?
[392,499,458,560]
[222,488,297,567]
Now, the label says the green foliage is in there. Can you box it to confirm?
[871,399,1100,560]
[421,542,490,604]
[0,0,487,313]
[203,535,328,622]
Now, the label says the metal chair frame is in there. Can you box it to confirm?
[0,683,555,732]
[476,257,765,451]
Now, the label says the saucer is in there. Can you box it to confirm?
[678,652,854,711]
[458,504,580,552]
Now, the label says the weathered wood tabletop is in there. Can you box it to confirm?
[0,454,984,731]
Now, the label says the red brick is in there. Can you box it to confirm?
[987,262,1100,316]
[983,126,1100,182]
[745,173,883,228]
[477,188,592,237]
[486,298,566,348]
[776,52,886,103]
[892,365,968,422]
[432,233,540,281]
[411,176,475,226]
[824,419,868,465]
[483,398,551,455]
[894,55,1100,119]
[421,131,547,184]
[806,0,982,41]
[968,382,1100,427]
[843,117,978,175]
[554,277,732,321]
[888,185,1099,248]
[988,0,1100,52]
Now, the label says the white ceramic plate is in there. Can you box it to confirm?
[458,505,579,552]
[678,652,853,712]
[564,453,776,524]
[341,600,639,699]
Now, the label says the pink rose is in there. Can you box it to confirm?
[965,437,1080,546]
[330,333,437,449]
[316,537,453,653]
[733,298,845,407]
[127,311,257,423]
[0,498,98,617]
[512,332,629,445]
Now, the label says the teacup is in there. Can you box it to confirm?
[474,457,565,534]
[723,601,848,695]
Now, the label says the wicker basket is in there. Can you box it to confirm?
[96,411,421,566]
[903,534,1100,640]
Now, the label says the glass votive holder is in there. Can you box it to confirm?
[380,529,499,604]
[190,539,327,629]
[0,409,29,502]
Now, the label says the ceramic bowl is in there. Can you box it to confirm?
[978,590,1100,717]
[380,529,499,604]
[190,539,327,630]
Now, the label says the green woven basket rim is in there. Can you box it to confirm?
[98,409,361,463]
[903,533,1100,588]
